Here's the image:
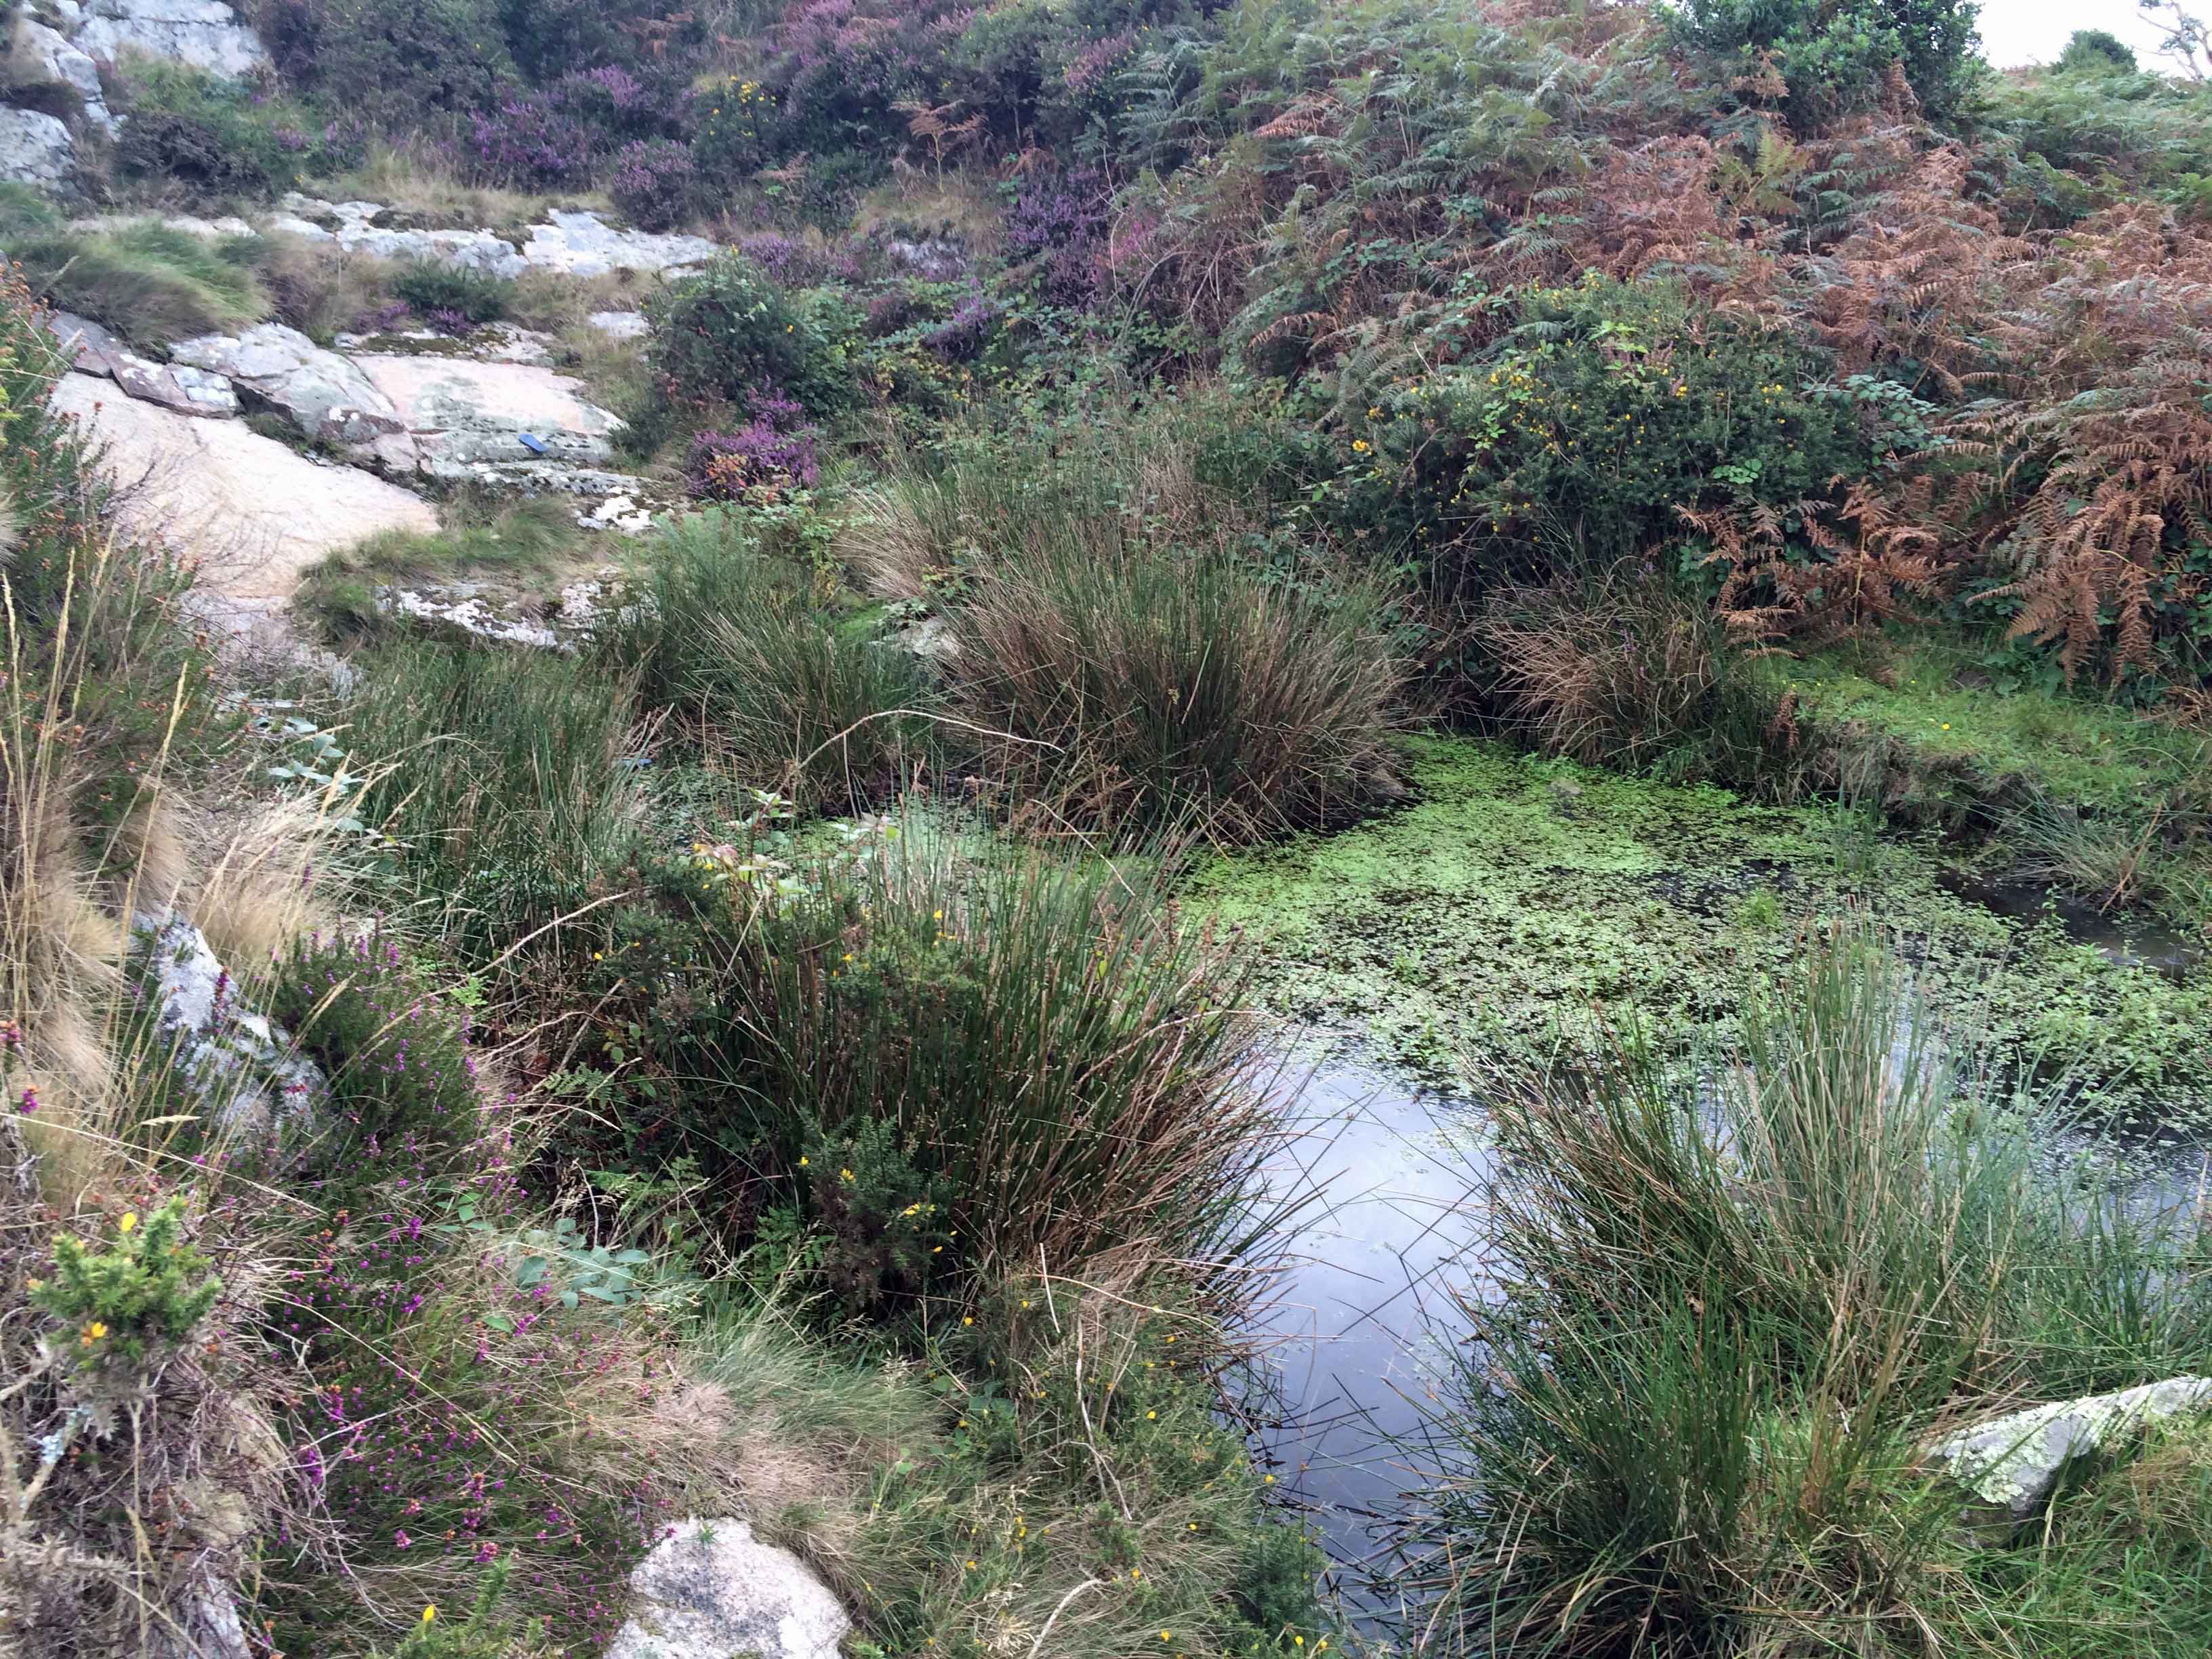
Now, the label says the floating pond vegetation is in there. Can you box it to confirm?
[1186,737,2212,1120]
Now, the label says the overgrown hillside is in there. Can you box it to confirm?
[5,1,2212,1657]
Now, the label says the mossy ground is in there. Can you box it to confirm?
[1768,636,2209,821]
[1186,737,2212,1120]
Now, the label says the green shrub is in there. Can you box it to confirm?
[645,255,860,416]
[340,642,644,951]
[392,259,511,327]
[30,1198,221,1364]
[250,0,519,123]
[1666,0,1984,128]
[596,512,935,813]
[2055,28,2139,75]
[9,219,268,348]
[1349,274,1874,589]
[115,62,319,197]
[579,832,1273,1288]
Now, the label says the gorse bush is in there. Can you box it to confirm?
[1665,0,1985,129]
[30,1199,221,1364]
[1345,274,1878,586]
[646,253,860,416]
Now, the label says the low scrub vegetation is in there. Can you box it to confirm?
[1,198,268,348]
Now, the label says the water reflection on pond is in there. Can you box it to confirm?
[1246,1049,1491,1598]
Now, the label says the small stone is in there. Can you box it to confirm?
[1932,1376,2212,1521]
[268,215,335,243]
[588,310,651,341]
[112,354,239,417]
[44,310,127,378]
[605,1518,849,1659]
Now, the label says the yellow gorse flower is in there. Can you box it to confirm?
[118,1212,138,1235]
[422,1605,437,1624]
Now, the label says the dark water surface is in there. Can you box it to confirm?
[1245,1050,1491,1598]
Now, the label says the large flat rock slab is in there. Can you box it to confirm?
[354,355,625,478]
[49,375,438,598]
[169,323,405,446]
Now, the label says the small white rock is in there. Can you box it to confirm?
[606,1519,850,1659]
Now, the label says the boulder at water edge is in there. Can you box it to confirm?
[1932,1375,2212,1521]
[605,1519,850,1659]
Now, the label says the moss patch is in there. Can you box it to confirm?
[1185,737,2212,1114]
[1769,639,2208,821]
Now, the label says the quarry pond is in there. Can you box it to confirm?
[1202,737,2212,1582]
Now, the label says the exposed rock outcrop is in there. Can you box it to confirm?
[73,0,270,79]
[353,355,626,479]
[168,323,407,447]
[20,20,117,134]
[523,209,716,277]
[140,912,326,1139]
[0,106,75,188]
[48,373,440,596]
[605,1519,851,1659]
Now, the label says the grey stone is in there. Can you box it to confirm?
[384,586,566,651]
[523,209,716,277]
[162,213,255,239]
[605,1519,850,1659]
[168,323,405,445]
[0,106,74,188]
[112,354,239,417]
[20,20,117,134]
[1933,1376,2212,1521]
[138,912,326,1136]
[268,214,335,243]
[45,309,126,377]
[575,491,655,534]
[355,354,626,473]
[588,309,651,341]
[73,0,270,79]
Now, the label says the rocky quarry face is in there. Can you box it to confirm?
[73,0,270,80]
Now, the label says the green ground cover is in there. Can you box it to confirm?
[1187,737,2212,1115]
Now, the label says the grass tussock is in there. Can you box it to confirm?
[1397,928,2212,1657]
[948,536,1409,842]
[596,509,934,813]
[339,641,645,949]
[2,198,268,350]
[848,428,1411,841]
